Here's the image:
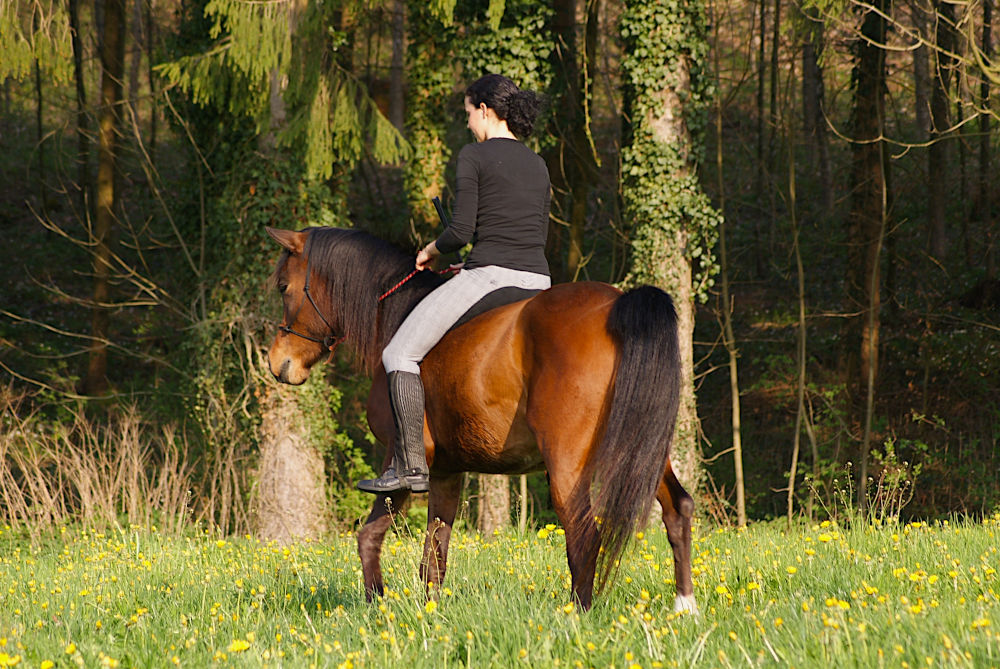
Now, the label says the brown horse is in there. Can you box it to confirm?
[265,226,696,613]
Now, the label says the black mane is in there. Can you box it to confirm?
[300,227,446,373]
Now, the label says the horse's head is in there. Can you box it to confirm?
[265,227,337,385]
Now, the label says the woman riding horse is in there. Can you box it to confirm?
[357,74,551,494]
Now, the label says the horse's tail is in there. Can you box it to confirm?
[591,285,682,592]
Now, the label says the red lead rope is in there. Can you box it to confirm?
[377,267,458,302]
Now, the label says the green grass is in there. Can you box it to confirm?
[1,517,1000,668]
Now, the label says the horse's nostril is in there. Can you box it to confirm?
[277,358,290,383]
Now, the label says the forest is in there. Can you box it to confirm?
[0,0,998,540]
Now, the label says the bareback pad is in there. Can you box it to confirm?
[448,286,542,333]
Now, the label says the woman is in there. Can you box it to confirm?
[358,74,551,494]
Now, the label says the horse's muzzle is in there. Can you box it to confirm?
[273,357,291,384]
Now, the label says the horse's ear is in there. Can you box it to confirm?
[265,227,306,255]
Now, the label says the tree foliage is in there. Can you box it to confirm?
[158,0,410,178]
[0,0,73,82]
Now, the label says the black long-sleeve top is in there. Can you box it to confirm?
[434,138,551,276]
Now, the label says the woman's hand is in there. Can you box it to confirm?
[415,242,439,271]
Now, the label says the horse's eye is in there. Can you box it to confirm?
[278,283,288,294]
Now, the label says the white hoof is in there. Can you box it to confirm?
[673,594,699,616]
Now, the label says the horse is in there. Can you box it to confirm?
[264,225,696,613]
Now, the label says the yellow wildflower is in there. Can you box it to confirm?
[227,639,250,653]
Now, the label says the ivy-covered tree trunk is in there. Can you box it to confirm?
[621,0,720,491]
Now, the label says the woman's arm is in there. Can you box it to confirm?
[434,145,478,254]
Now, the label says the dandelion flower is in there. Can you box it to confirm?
[228,639,250,653]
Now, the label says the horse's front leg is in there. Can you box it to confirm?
[420,473,463,597]
[358,490,411,600]
[656,459,697,615]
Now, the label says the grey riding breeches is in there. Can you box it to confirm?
[381,264,551,375]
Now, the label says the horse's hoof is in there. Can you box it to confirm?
[673,594,699,616]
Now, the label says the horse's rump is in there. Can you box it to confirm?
[416,282,621,475]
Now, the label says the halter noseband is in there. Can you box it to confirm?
[278,236,345,355]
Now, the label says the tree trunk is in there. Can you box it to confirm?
[257,386,328,542]
[128,0,143,130]
[621,0,718,491]
[713,7,744,527]
[845,0,891,509]
[254,0,328,542]
[912,1,932,136]
[85,0,126,395]
[787,116,808,527]
[477,474,509,537]
[33,11,46,210]
[556,0,600,282]
[753,0,766,274]
[800,9,832,215]
[928,0,955,261]
[146,0,156,160]
[755,0,766,192]
[69,0,91,216]
[767,0,780,171]
[981,0,995,279]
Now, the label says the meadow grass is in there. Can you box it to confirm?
[1,516,999,668]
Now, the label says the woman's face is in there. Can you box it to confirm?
[465,96,488,142]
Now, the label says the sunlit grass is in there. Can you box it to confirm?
[2,516,999,667]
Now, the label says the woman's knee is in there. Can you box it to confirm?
[382,342,421,375]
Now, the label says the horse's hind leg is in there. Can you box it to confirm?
[657,459,697,614]
[358,490,411,600]
[551,478,600,610]
[420,473,462,596]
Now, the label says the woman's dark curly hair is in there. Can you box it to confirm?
[466,73,543,139]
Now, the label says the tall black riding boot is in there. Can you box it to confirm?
[357,371,430,494]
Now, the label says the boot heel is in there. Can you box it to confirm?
[405,474,430,493]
